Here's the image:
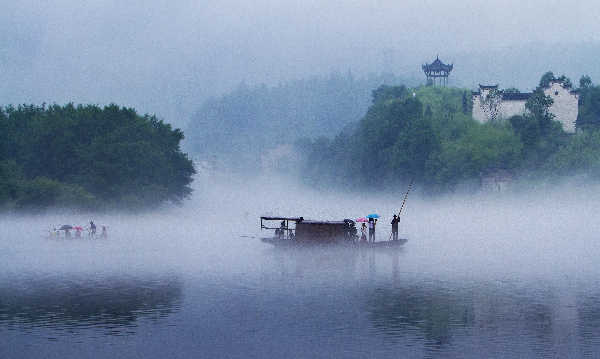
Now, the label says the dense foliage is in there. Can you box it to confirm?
[299,86,522,191]
[300,73,600,192]
[0,104,195,210]
[576,75,600,130]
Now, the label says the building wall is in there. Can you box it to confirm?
[498,99,527,120]
[544,82,578,133]
[472,96,486,124]
[472,82,578,133]
[472,89,527,124]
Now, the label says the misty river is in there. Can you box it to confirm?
[2,172,600,358]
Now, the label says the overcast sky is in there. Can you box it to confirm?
[2,0,600,124]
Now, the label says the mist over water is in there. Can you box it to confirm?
[5,0,600,356]
[3,171,600,357]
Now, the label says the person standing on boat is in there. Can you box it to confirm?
[368,218,376,242]
[278,220,286,239]
[360,223,367,241]
[391,214,399,241]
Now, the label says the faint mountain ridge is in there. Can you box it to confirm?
[184,72,420,165]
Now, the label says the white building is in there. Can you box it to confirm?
[472,81,578,133]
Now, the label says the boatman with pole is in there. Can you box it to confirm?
[390,215,399,241]
[390,179,413,241]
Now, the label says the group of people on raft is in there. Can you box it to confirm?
[359,214,401,242]
[49,220,108,239]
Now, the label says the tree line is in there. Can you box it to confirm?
[297,73,600,192]
[0,104,195,210]
[185,72,418,170]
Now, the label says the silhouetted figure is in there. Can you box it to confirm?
[101,226,107,239]
[391,214,399,241]
[279,220,286,239]
[90,220,96,237]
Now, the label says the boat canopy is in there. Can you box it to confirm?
[260,216,303,222]
[300,220,347,225]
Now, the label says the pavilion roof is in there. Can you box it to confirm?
[422,56,453,72]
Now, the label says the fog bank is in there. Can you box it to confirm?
[2,171,600,285]
[3,0,600,124]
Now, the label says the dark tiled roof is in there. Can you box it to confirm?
[479,84,499,90]
[472,88,532,101]
[502,92,531,100]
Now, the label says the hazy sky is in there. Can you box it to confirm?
[2,0,600,124]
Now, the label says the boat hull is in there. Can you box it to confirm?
[260,237,407,248]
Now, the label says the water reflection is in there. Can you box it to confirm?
[265,245,404,279]
[367,285,475,347]
[364,281,600,357]
[0,273,182,335]
[262,246,600,356]
[578,293,600,356]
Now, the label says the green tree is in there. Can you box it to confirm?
[525,88,555,133]
[508,79,567,169]
[577,85,600,130]
[427,123,522,191]
[0,104,195,210]
[542,131,600,178]
[461,91,471,114]
[579,75,592,89]
[539,71,555,88]
[556,75,573,89]
[0,160,23,205]
[371,85,408,105]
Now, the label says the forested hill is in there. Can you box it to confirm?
[300,74,600,193]
[185,72,418,164]
[0,104,195,211]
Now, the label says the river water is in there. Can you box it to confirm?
[2,174,600,358]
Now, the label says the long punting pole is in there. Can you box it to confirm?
[397,179,414,220]
[388,179,414,241]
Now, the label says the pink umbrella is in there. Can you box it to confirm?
[356,217,367,222]
[74,226,83,230]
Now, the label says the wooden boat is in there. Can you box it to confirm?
[260,216,407,248]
